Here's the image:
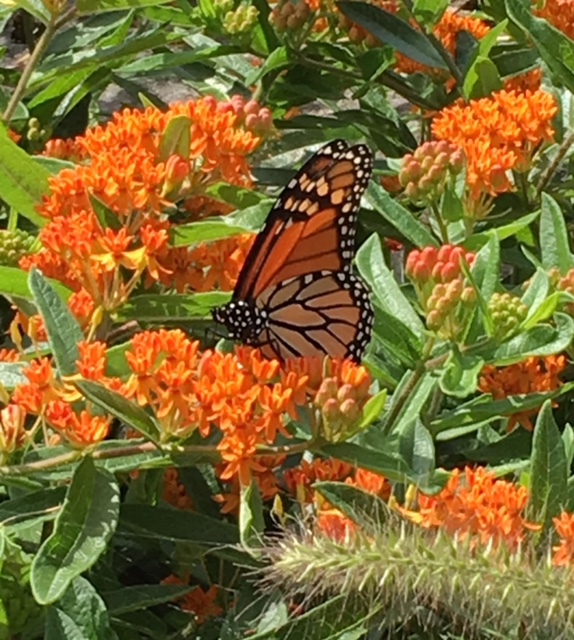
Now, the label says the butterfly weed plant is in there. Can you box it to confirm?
[2,0,574,638]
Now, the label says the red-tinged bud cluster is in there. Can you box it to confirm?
[406,245,477,342]
[406,245,475,286]
[227,95,273,135]
[488,292,527,341]
[399,140,464,205]
[314,376,370,441]
[270,0,311,32]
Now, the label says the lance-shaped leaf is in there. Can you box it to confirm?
[239,478,264,551]
[28,268,83,376]
[337,1,448,69]
[528,401,568,534]
[31,458,120,605]
[0,123,49,227]
[75,380,161,444]
[45,576,117,640]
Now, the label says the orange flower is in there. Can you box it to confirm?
[432,89,557,204]
[162,468,194,510]
[0,348,19,362]
[11,358,60,414]
[284,457,354,503]
[348,467,390,501]
[160,575,222,623]
[478,355,566,431]
[402,466,539,550]
[45,400,110,447]
[0,404,28,460]
[179,584,222,624]
[534,0,574,38]
[316,507,357,541]
[552,511,574,566]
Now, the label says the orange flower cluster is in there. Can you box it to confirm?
[478,354,566,431]
[395,9,490,77]
[534,0,574,39]
[552,511,574,566]
[161,575,222,624]
[21,96,268,334]
[402,466,539,550]
[432,89,557,206]
[9,342,120,447]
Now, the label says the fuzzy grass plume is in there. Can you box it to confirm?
[258,513,574,639]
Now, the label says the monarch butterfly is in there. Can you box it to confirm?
[212,140,374,362]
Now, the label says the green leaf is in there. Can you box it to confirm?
[158,115,191,161]
[318,442,409,483]
[562,423,574,470]
[0,486,66,527]
[439,348,484,398]
[239,478,264,550]
[103,584,192,615]
[245,46,290,85]
[45,576,117,640]
[356,235,424,335]
[521,268,549,321]
[489,313,574,365]
[464,211,539,250]
[471,233,500,301]
[172,199,271,245]
[357,389,387,430]
[505,0,574,94]
[31,458,120,605]
[0,126,49,227]
[462,55,502,99]
[412,0,447,25]
[313,481,389,533]
[365,182,437,249]
[75,380,161,444]
[372,304,422,367]
[0,266,72,302]
[4,0,50,24]
[78,0,171,12]
[337,1,448,69]
[387,370,436,435]
[528,401,568,533]
[432,382,574,434]
[539,193,574,274]
[0,362,27,390]
[117,292,229,323]
[397,418,437,491]
[89,194,122,231]
[28,268,83,376]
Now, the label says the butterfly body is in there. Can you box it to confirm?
[213,140,374,363]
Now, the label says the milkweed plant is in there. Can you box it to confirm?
[1,0,574,638]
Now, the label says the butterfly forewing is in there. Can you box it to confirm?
[233,140,373,301]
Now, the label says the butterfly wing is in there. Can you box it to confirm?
[233,140,373,301]
[253,271,374,363]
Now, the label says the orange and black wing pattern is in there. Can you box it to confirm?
[255,271,374,363]
[233,140,373,301]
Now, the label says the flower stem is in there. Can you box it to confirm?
[382,337,435,436]
[2,7,76,123]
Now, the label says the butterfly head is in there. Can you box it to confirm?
[212,300,267,344]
